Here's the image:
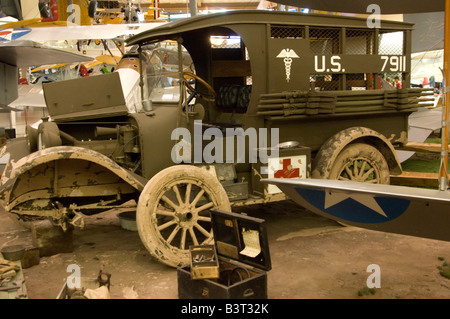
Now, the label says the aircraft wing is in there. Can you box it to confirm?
[0,40,93,66]
[0,22,165,42]
[262,177,450,242]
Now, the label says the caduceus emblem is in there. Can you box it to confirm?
[276,48,299,83]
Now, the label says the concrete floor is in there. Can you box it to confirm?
[1,199,450,300]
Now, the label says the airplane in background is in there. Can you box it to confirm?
[0,20,165,42]
[0,39,94,110]
[0,0,164,29]
[0,0,165,57]
[0,19,165,104]
[0,41,151,117]
[0,11,165,109]
[0,38,121,111]
[0,39,94,166]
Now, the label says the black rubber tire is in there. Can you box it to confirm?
[38,1,51,19]
[88,0,98,18]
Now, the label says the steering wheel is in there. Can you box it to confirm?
[182,72,216,103]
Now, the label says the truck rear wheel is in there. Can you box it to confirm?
[136,165,231,268]
[328,143,390,184]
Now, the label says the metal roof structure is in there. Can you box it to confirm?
[127,9,413,46]
[267,0,444,14]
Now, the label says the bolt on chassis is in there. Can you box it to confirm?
[0,10,434,267]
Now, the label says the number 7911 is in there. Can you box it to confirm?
[381,55,406,72]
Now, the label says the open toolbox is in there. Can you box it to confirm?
[177,208,271,299]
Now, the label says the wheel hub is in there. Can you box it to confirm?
[342,157,378,183]
[176,204,197,226]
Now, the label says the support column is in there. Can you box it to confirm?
[189,0,197,16]
[440,0,450,190]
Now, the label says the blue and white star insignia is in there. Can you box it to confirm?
[0,28,31,42]
[295,187,410,223]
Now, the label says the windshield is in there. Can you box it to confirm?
[141,41,194,103]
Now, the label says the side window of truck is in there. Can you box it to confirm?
[143,41,195,103]
[308,27,405,91]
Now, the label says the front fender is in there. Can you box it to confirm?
[0,146,147,209]
[3,146,146,190]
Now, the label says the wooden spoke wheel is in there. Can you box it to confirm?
[328,143,390,184]
[137,165,231,268]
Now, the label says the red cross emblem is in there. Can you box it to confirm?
[274,158,300,178]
